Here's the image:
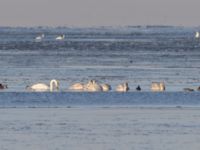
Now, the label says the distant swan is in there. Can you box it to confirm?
[195,32,199,38]
[85,80,102,92]
[55,35,65,40]
[35,34,45,41]
[151,82,165,92]
[116,82,129,92]
[101,83,111,92]
[27,79,59,92]
[69,83,85,91]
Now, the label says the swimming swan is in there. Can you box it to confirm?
[195,32,200,38]
[27,79,59,92]
[69,83,85,91]
[101,83,111,92]
[35,34,45,41]
[85,80,102,92]
[151,82,165,92]
[55,35,65,40]
[116,82,129,92]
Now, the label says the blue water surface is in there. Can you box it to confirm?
[0,92,199,107]
[0,26,200,107]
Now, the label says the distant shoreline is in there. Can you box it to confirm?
[0,25,198,29]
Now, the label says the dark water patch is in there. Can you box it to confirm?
[0,92,200,108]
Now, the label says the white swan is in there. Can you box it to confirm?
[116,82,129,92]
[101,83,111,92]
[151,82,165,92]
[195,32,199,38]
[85,80,102,92]
[27,79,59,92]
[35,34,45,41]
[69,83,85,91]
[55,35,65,40]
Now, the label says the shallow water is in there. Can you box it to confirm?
[0,92,200,108]
[1,26,200,150]
[1,107,200,150]
[0,26,200,92]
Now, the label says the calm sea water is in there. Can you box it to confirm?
[1,26,200,150]
[0,26,200,93]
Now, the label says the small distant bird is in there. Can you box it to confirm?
[55,35,65,40]
[0,83,8,90]
[195,31,199,38]
[183,88,194,92]
[136,85,141,91]
[35,34,45,41]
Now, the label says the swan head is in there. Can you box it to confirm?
[124,82,129,91]
[88,80,93,84]
[50,79,59,91]
[160,82,165,90]
[124,82,128,86]
[91,80,97,84]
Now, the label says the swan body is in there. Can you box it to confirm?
[29,83,49,92]
[116,82,129,92]
[195,32,200,38]
[101,83,111,92]
[69,83,85,91]
[35,34,45,41]
[85,80,102,92]
[27,79,59,92]
[56,35,65,40]
[151,82,165,92]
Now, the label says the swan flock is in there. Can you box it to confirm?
[24,80,170,92]
[2,80,200,92]
[34,34,65,41]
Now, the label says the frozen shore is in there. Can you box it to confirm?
[0,107,200,150]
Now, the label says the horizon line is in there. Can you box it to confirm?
[0,24,199,28]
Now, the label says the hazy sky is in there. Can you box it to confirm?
[0,0,200,27]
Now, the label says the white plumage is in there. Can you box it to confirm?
[195,32,199,38]
[35,34,45,41]
[55,35,65,40]
[27,79,59,92]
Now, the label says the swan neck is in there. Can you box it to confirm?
[50,80,58,92]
